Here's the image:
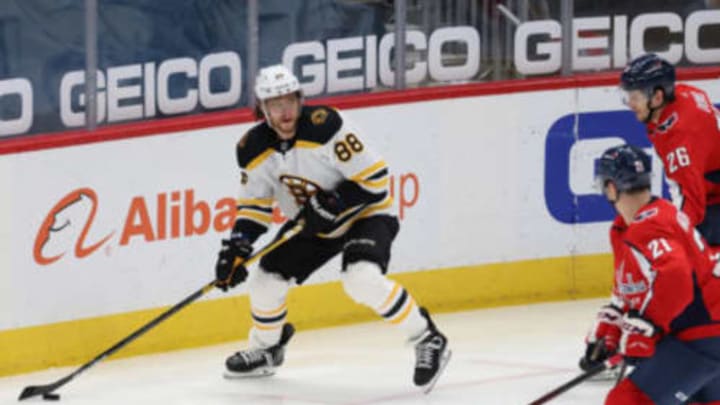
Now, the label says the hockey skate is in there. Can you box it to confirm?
[224,323,295,378]
[412,308,451,394]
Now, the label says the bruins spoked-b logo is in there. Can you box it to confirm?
[279,175,323,206]
[311,108,328,126]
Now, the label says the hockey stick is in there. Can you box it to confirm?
[18,221,302,401]
[527,354,623,405]
[615,360,627,386]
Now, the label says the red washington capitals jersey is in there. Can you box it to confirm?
[610,198,720,340]
[647,84,720,228]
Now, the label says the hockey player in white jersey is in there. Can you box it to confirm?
[213,65,451,393]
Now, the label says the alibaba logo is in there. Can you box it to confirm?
[33,188,114,265]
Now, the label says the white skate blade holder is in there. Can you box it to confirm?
[223,366,277,379]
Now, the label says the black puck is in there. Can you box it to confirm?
[42,393,60,401]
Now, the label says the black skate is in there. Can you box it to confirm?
[412,308,451,394]
[224,323,295,378]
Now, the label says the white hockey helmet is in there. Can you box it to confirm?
[254,65,301,102]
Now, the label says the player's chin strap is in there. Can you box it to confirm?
[643,88,667,124]
[600,181,619,205]
[643,101,659,124]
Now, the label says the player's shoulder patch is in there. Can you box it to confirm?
[236,123,275,169]
[656,112,679,133]
[296,105,343,145]
[633,207,659,223]
[632,198,679,226]
[628,200,677,243]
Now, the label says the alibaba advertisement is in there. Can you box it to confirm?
[32,176,420,267]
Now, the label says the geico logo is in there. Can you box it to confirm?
[0,77,33,137]
[33,188,114,266]
[283,27,480,97]
[516,10,720,75]
[59,51,242,127]
[543,110,669,224]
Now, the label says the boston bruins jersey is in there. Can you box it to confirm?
[233,105,393,240]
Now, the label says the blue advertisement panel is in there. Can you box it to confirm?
[544,104,720,224]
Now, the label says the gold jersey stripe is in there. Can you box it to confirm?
[358,195,394,219]
[237,198,274,207]
[317,196,394,239]
[296,140,323,149]
[335,204,366,222]
[350,160,387,182]
[237,210,273,224]
[358,176,389,189]
[237,205,272,216]
[246,148,274,170]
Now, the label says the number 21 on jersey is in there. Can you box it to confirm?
[648,238,672,259]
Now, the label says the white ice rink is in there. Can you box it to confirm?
[1,299,614,405]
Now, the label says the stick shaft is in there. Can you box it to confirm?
[528,355,623,405]
[19,222,302,400]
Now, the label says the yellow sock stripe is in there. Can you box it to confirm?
[251,306,287,330]
[350,160,387,182]
[389,297,416,325]
[252,321,284,330]
[377,284,402,314]
[251,303,288,317]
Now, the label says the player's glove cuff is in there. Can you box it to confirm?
[620,312,660,359]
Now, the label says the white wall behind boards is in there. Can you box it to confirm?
[1,78,718,330]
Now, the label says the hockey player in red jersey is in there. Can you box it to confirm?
[621,54,720,251]
[580,145,720,404]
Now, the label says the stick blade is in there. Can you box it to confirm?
[18,377,70,401]
[18,385,50,401]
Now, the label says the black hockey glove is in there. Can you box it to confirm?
[215,237,253,291]
[579,339,616,372]
[302,189,346,235]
